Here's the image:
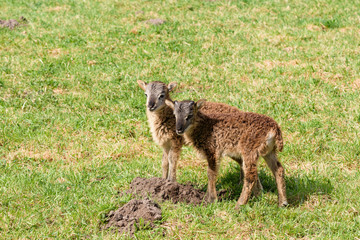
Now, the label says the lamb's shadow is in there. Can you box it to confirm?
[217,165,333,206]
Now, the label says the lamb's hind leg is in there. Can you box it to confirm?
[263,150,288,207]
[235,153,258,208]
[206,156,219,203]
[232,157,263,197]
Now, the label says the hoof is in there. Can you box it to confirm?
[207,197,217,203]
[235,202,246,210]
[205,193,217,203]
[279,200,289,207]
[252,187,263,197]
[167,176,176,182]
[235,198,248,209]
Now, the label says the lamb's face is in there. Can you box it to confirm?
[137,81,177,112]
[144,82,167,112]
[173,101,196,135]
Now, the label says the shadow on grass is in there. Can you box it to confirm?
[217,166,333,206]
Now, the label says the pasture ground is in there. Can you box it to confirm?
[1,0,360,238]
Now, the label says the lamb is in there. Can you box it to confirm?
[136,81,262,194]
[165,99,288,207]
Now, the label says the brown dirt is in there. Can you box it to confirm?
[102,198,162,236]
[0,19,19,29]
[127,177,207,205]
[145,19,166,25]
[102,177,228,235]
[0,16,26,29]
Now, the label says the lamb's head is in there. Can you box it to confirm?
[166,99,206,135]
[137,80,177,112]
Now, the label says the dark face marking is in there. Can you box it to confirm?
[173,101,195,135]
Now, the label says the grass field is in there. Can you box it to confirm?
[1,0,360,238]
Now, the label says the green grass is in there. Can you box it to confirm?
[1,0,360,238]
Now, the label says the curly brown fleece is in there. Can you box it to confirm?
[168,100,288,207]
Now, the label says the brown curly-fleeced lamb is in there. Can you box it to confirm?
[137,81,262,193]
[166,99,288,207]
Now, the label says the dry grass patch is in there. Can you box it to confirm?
[8,147,57,162]
[5,134,152,165]
[162,219,188,239]
[286,161,326,173]
[52,88,66,94]
[352,79,360,89]
[255,59,302,71]
[46,5,70,12]
[87,60,97,66]
[224,220,268,240]
[300,194,337,212]
[48,48,67,58]
[306,24,322,31]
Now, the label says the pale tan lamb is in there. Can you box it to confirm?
[137,81,262,195]
[166,99,288,207]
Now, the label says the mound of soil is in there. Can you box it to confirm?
[146,18,166,25]
[0,19,19,29]
[128,177,206,205]
[0,16,26,29]
[102,198,162,236]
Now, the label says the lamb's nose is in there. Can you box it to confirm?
[148,103,156,111]
[176,129,184,135]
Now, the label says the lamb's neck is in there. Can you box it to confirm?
[146,106,165,119]
[146,99,173,123]
[185,112,208,143]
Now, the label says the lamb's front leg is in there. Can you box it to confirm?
[206,157,219,203]
[161,148,170,179]
[167,145,181,182]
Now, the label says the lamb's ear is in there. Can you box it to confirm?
[168,82,177,92]
[196,99,207,109]
[165,99,175,110]
[137,80,147,91]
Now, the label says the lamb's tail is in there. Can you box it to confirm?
[259,128,283,156]
[275,127,284,152]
